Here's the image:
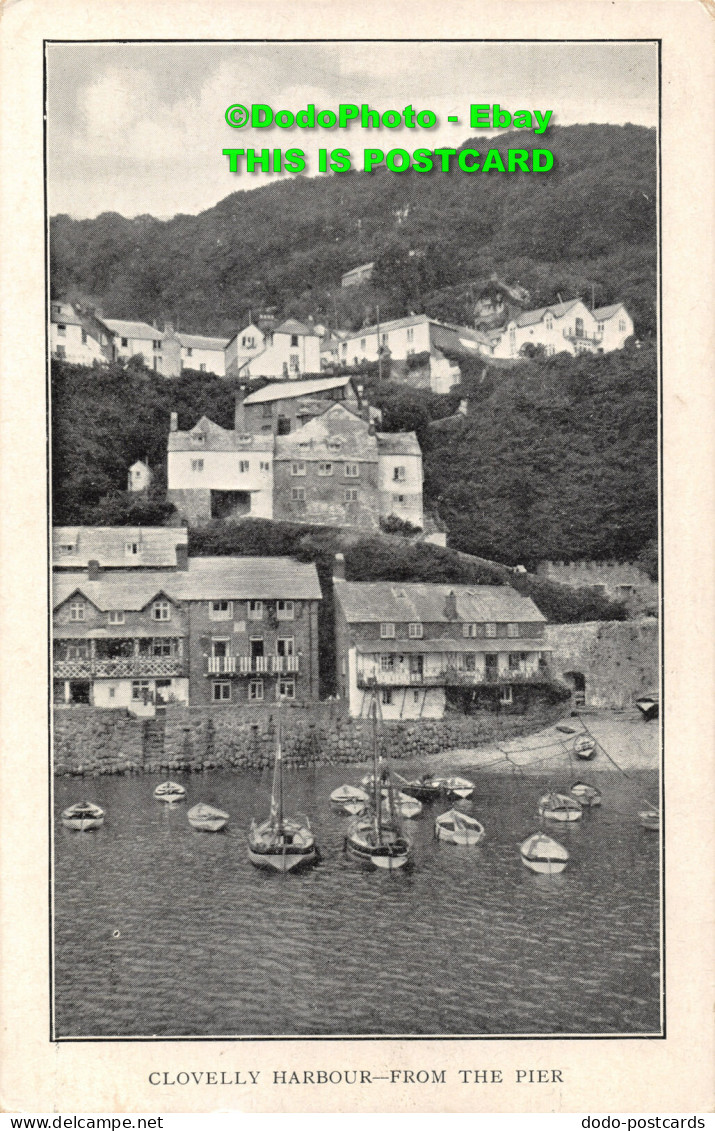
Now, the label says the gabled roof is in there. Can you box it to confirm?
[274,318,319,337]
[50,304,84,328]
[167,416,273,452]
[334,581,546,624]
[274,403,378,462]
[53,526,187,568]
[429,322,492,357]
[376,432,422,457]
[178,332,230,351]
[105,318,160,341]
[53,557,322,608]
[592,303,625,321]
[514,299,583,329]
[243,375,354,405]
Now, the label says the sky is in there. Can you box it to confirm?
[47,41,658,219]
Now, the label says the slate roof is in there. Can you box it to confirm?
[592,303,625,321]
[105,318,161,341]
[355,638,550,654]
[334,581,546,624]
[178,333,230,351]
[376,432,422,456]
[53,557,322,610]
[429,322,492,357]
[274,404,378,462]
[514,299,582,328]
[274,318,319,337]
[53,527,187,568]
[167,417,273,452]
[243,375,354,405]
[50,304,84,327]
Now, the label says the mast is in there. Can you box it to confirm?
[372,689,382,843]
[271,710,284,834]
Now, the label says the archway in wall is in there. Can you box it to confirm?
[563,670,587,707]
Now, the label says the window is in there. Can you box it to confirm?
[239,460,250,473]
[597,322,604,334]
[545,315,553,330]
[406,327,414,343]
[121,337,128,347]
[574,317,584,339]
[210,600,233,620]
[499,686,513,705]
[328,438,342,452]
[152,638,177,657]
[344,488,359,502]
[278,678,295,700]
[212,682,231,702]
[345,463,359,478]
[380,654,395,671]
[617,584,635,596]
[485,623,497,638]
[249,680,264,701]
[291,461,306,476]
[381,688,393,705]
[58,543,74,555]
[125,541,139,556]
[318,462,333,476]
[277,600,294,620]
[291,487,305,501]
[393,494,405,504]
[291,334,299,347]
[290,353,299,369]
[186,347,192,357]
[277,637,294,657]
[152,600,171,621]
[262,403,272,418]
[380,622,395,638]
[360,338,366,350]
[62,641,89,660]
[509,652,522,670]
[381,333,388,346]
[107,611,125,625]
[393,466,406,482]
[81,330,88,344]
[248,600,263,621]
[191,459,204,472]
[132,680,152,702]
[507,623,520,638]
[243,334,255,348]
[509,327,516,353]
[618,318,626,332]
[408,622,423,638]
[57,323,66,336]
[56,345,66,358]
[69,599,85,622]
[464,653,476,671]
[260,461,270,471]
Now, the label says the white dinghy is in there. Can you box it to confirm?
[330,784,369,814]
[187,803,229,832]
[570,781,602,808]
[154,781,186,804]
[538,791,583,822]
[435,776,475,800]
[61,801,105,831]
[520,832,569,874]
[434,808,485,846]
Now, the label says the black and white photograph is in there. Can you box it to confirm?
[45,37,664,1043]
[2,0,715,1116]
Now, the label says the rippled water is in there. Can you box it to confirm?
[53,765,661,1038]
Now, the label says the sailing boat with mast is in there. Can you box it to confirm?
[345,687,412,871]
[247,711,318,873]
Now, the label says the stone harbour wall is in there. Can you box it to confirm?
[546,618,659,708]
[53,698,564,776]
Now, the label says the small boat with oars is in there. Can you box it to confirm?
[538,791,583,822]
[330,784,369,814]
[61,801,105,831]
[570,781,602,808]
[435,775,475,800]
[346,688,412,871]
[153,780,186,804]
[434,808,485,846]
[187,802,229,832]
[520,832,569,874]
[635,691,659,722]
[638,800,660,830]
[248,712,318,873]
[572,735,597,760]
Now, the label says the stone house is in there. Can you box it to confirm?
[333,559,551,720]
[52,526,187,570]
[52,553,322,714]
[240,374,363,435]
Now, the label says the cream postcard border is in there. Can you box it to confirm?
[1,0,713,1115]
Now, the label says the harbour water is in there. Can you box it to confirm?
[53,763,661,1038]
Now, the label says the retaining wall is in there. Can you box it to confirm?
[546,618,659,708]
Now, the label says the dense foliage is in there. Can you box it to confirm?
[51,124,656,338]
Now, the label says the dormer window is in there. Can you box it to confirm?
[485,623,497,638]
[152,600,171,621]
[408,622,423,638]
[58,544,74,555]
[328,438,342,452]
[237,434,253,445]
[108,611,125,625]
[380,622,395,639]
[69,599,85,621]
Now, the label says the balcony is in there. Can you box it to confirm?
[206,655,300,676]
[562,329,603,347]
[358,665,541,689]
[54,656,184,679]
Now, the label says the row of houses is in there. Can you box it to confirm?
[52,529,552,720]
[50,292,634,393]
[166,377,425,531]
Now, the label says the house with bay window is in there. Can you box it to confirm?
[333,558,551,720]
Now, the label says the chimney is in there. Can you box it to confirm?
[333,552,346,581]
[87,559,100,581]
[444,590,457,619]
[235,385,247,433]
[368,421,376,436]
[164,320,174,334]
[94,307,103,320]
[458,398,468,416]
[175,543,189,571]
[170,411,178,432]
